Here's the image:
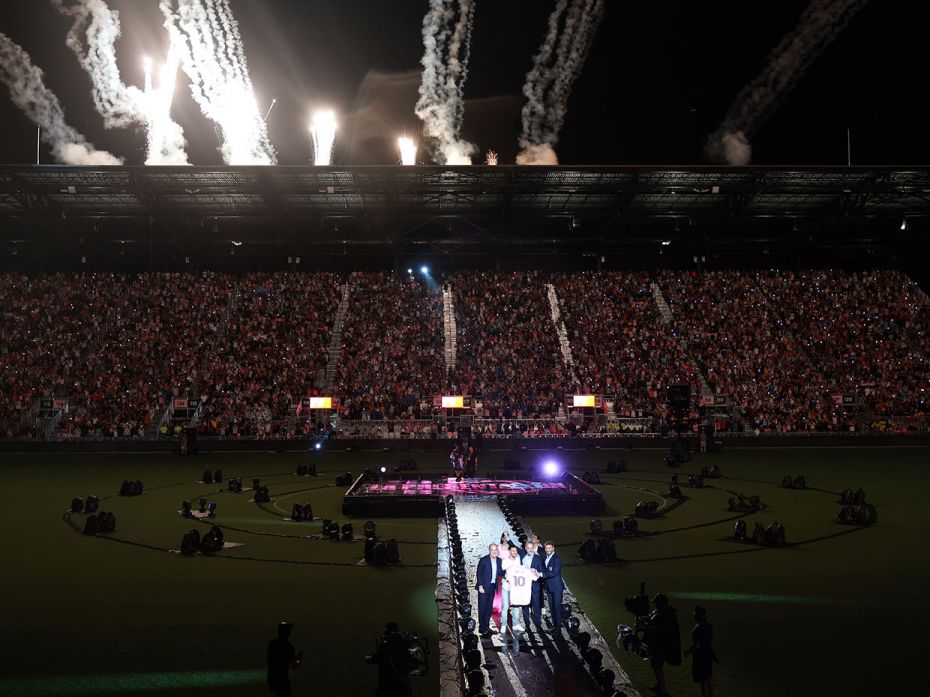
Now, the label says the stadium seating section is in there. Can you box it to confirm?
[1,270,927,439]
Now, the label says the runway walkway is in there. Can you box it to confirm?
[454,498,639,697]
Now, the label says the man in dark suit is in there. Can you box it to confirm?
[540,541,565,637]
[518,539,544,629]
[475,543,503,637]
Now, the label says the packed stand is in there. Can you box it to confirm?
[0,272,233,439]
[336,272,445,420]
[758,270,930,431]
[659,270,834,432]
[199,272,341,438]
[552,272,698,420]
[449,272,571,417]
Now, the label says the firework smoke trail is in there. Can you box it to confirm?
[706,0,868,165]
[0,31,122,165]
[415,0,477,165]
[160,0,276,165]
[310,110,337,166]
[51,0,189,165]
[517,0,604,165]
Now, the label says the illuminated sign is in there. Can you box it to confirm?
[309,397,333,409]
[442,396,464,408]
[573,395,595,407]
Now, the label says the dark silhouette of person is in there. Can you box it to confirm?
[267,621,302,697]
[643,593,681,697]
[366,621,413,697]
[684,605,718,697]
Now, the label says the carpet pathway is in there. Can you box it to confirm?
[455,498,639,697]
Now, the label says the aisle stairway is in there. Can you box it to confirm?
[323,281,352,390]
[546,283,580,387]
[442,285,458,375]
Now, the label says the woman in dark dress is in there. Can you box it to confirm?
[684,606,717,697]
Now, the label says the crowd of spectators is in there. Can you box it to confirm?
[0,272,234,439]
[758,270,929,431]
[449,272,572,418]
[198,272,341,438]
[336,273,445,421]
[553,272,698,420]
[2,269,928,440]
[660,270,835,432]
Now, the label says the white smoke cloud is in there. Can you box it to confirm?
[515,143,557,166]
[706,0,868,165]
[518,0,604,165]
[51,0,189,165]
[415,0,477,165]
[0,31,122,165]
[160,0,277,165]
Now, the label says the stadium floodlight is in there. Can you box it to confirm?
[407,268,413,274]
[314,442,322,450]
[379,466,387,474]
[420,265,429,274]
[543,461,560,477]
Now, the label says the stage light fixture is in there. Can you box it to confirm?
[379,466,387,474]
[252,478,261,490]
[314,442,322,450]
[590,519,602,534]
[85,495,100,513]
[407,268,413,274]
[181,500,192,517]
[70,497,84,513]
[361,521,377,540]
[461,617,477,633]
[420,265,428,274]
[597,668,616,691]
[198,497,207,513]
[207,502,216,517]
[543,461,559,477]
[341,523,354,541]
[564,616,580,633]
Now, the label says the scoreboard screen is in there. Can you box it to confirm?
[309,397,332,409]
[573,395,596,407]
[442,396,464,408]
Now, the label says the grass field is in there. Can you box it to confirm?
[1,446,928,697]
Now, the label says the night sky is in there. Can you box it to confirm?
[0,0,927,167]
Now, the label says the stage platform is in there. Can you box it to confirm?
[342,472,604,517]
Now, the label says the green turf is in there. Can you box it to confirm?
[1,447,928,697]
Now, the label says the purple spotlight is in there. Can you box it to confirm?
[543,461,559,477]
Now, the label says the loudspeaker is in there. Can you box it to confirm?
[667,385,691,410]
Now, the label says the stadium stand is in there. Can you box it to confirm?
[1,269,928,439]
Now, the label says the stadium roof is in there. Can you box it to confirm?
[1,165,928,271]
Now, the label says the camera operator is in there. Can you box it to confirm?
[643,593,681,697]
[267,621,303,697]
[366,621,413,697]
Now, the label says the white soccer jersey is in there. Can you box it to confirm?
[506,565,536,606]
